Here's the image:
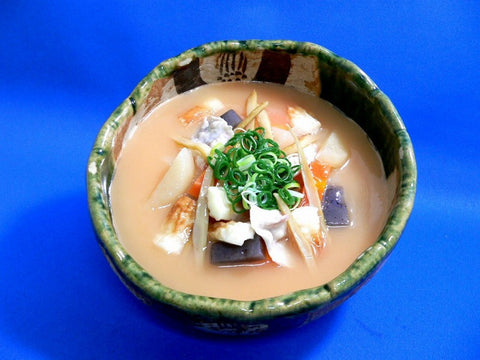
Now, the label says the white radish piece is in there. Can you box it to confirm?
[150,148,195,208]
[315,132,350,168]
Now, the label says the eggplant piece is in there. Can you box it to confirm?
[322,185,350,227]
[210,234,267,266]
[220,109,242,128]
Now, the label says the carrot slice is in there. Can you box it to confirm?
[178,106,213,125]
[188,168,207,199]
[310,161,331,200]
[294,159,331,204]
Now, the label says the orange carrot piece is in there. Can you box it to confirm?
[310,161,331,179]
[178,106,212,125]
[309,161,331,201]
[188,169,207,199]
[298,188,310,207]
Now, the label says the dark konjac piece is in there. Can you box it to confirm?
[322,185,350,226]
[210,234,267,266]
[220,109,242,128]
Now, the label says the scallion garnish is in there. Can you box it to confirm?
[207,127,302,212]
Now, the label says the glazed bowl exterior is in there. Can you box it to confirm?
[87,40,416,335]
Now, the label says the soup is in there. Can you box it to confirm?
[110,82,391,300]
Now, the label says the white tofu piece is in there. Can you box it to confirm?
[291,206,320,238]
[207,186,236,221]
[288,106,321,137]
[315,132,349,168]
[209,221,254,246]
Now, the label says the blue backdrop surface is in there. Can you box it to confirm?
[1,1,479,359]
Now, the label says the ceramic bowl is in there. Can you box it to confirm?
[87,40,416,335]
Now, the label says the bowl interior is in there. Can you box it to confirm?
[87,40,416,329]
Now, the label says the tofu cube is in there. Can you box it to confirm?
[207,186,236,221]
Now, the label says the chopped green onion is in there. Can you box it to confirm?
[236,154,256,171]
[207,127,302,212]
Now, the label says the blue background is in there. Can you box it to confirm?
[1,1,479,359]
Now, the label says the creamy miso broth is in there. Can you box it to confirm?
[110,82,390,300]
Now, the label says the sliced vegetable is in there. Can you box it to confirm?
[192,166,214,265]
[257,109,273,139]
[150,148,195,208]
[173,136,211,159]
[283,134,319,155]
[178,98,225,125]
[274,194,315,268]
[178,106,213,125]
[236,101,269,130]
[310,161,332,200]
[289,127,328,246]
[188,168,206,199]
[246,91,259,130]
[246,90,273,138]
[210,234,267,266]
[156,90,352,269]
[322,185,350,226]
[315,132,349,168]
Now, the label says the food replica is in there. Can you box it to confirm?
[110,82,391,300]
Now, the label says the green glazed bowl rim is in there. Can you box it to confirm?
[87,40,417,323]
